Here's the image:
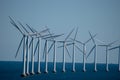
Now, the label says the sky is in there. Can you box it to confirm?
[0,0,120,64]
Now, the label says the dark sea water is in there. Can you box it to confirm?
[0,61,120,80]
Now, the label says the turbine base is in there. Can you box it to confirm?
[106,70,109,72]
[52,70,56,73]
[44,71,48,74]
[37,71,41,74]
[94,69,97,72]
[62,70,66,72]
[83,69,86,72]
[72,70,76,72]
[26,73,30,76]
[21,73,27,77]
[30,72,35,75]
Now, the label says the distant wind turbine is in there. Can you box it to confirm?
[63,27,81,72]
[74,34,97,72]
[98,40,117,72]
[43,34,64,73]
[86,31,104,72]
[58,28,74,72]
[109,45,120,71]
[47,34,64,73]
[9,17,27,77]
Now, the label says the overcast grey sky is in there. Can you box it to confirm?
[0,0,120,63]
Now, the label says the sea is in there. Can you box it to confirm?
[0,61,120,80]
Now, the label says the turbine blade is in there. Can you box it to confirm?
[40,34,53,38]
[26,37,29,47]
[74,27,78,40]
[88,31,95,44]
[31,27,37,33]
[45,26,54,40]
[43,34,64,39]
[29,38,33,48]
[58,43,73,48]
[76,40,84,45]
[95,38,104,44]
[34,40,39,55]
[43,40,47,59]
[26,24,35,33]
[15,36,24,58]
[71,38,84,45]
[40,28,49,33]
[75,45,83,53]
[9,17,24,35]
[35,28,50,36]
[108,40,118,46]
[58,45,63,48]
[85,34,97,44]
[18,21,29,34]
[66,43,73,46]
[9,16,16,24]
[48,42,54,53]
[65,28,75,41]
[65,45,71,58]
[86,45,96,59]
[98,45,106,46]
[109,46,119,50]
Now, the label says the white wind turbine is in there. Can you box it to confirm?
[58,28,74,72]
[70,27,78,72]
[9,17,27,77]
[74,34,97,72]
[47,33,64,73]
[44,26,64,73]
[63,27,82,72]
[43,34,64,73]
[98,40,117,72]
[86,31,104,72]
[109,45,120,71]
[47,40,57,73]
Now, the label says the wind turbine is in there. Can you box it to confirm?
[74,34,97,72]
[47,33,64,73]
[109,45,120,71]
[86,31,104,72]
[58,28,74,72]
[98,40,117,72]
[9,17,27,77]
[70,27,79,72]
[48,40,57,73]
[42,34,64,73]
[62,27,79,72]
